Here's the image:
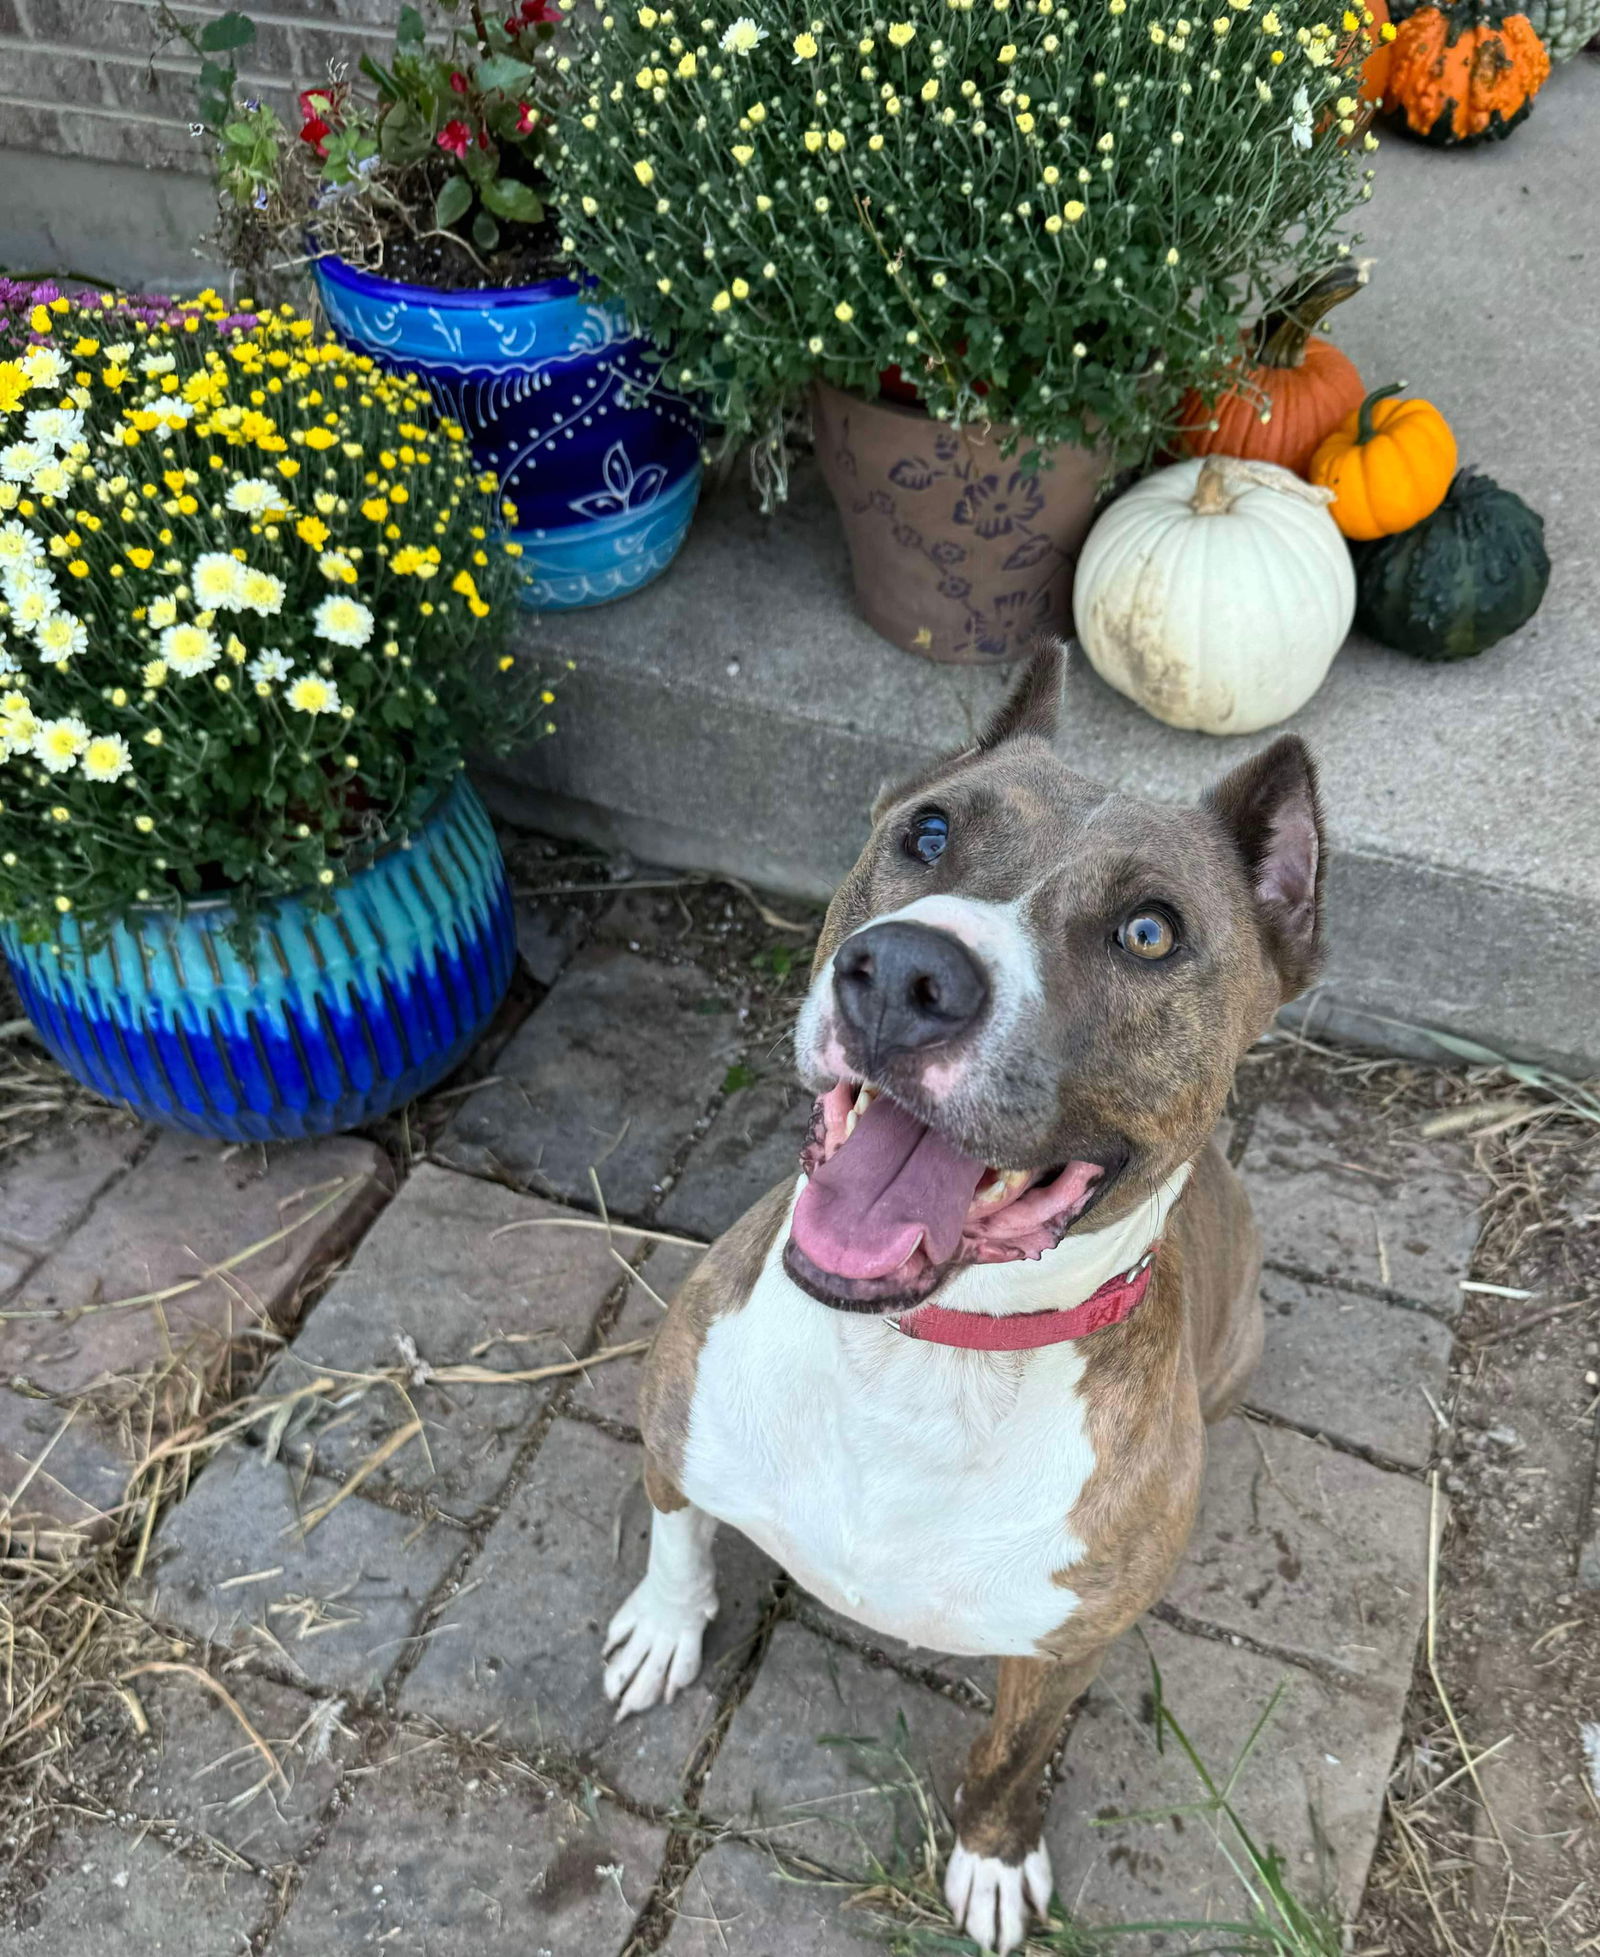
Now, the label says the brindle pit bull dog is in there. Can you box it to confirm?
[600,639,1324,1954]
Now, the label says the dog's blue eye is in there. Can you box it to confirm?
[904,809,949,867]
[1118,910,1179,961]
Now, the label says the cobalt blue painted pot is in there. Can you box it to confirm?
[1,777,515,1144]
[312,254,701,612]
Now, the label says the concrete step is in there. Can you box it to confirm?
[487,62,1600,1073]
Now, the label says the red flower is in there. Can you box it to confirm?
[520,0,561,20]
[515,101,539,133]
[299,115,332,157]
[297,85,344,158]
[437,119,474,157]
[449,70,468,94]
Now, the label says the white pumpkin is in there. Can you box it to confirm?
[1075,455,1355,736]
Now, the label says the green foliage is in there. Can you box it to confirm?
[166,0,567,281]
[550,0,1375,465]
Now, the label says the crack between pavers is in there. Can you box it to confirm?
[1260,1257,1459,1328]
[1147,1598,1390,1700]
[611,1578,793,1957]
[1237,1400,1438,1483]
[785,1594,994,1714]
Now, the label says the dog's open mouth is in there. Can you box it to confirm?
[785,1082,1121,1312]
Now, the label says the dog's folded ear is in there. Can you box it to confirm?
[975,634,1065,750]
[1205,736,1325,1002]
[870,636,1066,824]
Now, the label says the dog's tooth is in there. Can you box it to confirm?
[976,1168,1030,1208]
[845,1109,859,1139]
[853,1083,879,1115]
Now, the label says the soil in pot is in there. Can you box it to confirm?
[812,379,1106,666]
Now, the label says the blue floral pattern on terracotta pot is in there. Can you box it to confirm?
[1,777,515,1143]
[313,255,701,611]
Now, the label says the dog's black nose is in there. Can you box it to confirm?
[833,921,989,1066]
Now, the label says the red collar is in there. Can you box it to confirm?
[890,1252,1157,1351]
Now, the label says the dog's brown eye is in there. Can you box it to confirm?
[904,809,949,867]
[1118,910,1178,961]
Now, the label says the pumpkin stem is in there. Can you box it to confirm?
[1251,261,1370,370]
[1355,381,1406,445]
[1191,454,1337,514]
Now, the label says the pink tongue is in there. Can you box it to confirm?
[791,1095,987,1282]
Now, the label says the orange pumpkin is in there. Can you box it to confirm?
[1309,384,1459,541]
[1386,0,1551,145]
[1360,0,1397,102]
[1175,264,1369,479]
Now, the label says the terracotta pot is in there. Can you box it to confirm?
[811,379,1106,665]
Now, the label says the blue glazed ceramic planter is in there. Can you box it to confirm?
[1,777,515,1144]
[312,254,701,612]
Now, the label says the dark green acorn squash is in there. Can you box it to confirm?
[1352,469,1549,661]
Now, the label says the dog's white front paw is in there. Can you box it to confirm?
[943,1838,1053,1955]
[601,1577,716,1720]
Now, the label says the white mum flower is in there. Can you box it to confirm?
[1288,86,1313,148]
[24,405,84,450]
[159,622,221,677]
[34,612,87,662]
[238,567,286,616]
[0,520,43,571]
[30,461,72,500]
[139,350,177,376]
[8,579,58,631]
[287,674,342,715]
[225,477,283,516]
[146,399,194,428]
[32,714,90,774]
[0,692,40,758]
[0,442,46,485]
[104,341,133,364]
[19,345,66,389]
[247,646,293,684]
[81,733,133,784]
[192,551,248,611]
[720,15,766,51]
[312,593,374,648]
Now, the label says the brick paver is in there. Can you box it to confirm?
[659,1069,807,1243]
[272,1750,665,1957]
[136,1446,463,1697]
[663,1843,885,1954]
[401,1415,781,1806]
[259,1162,642,1520]
[74,1666,351,1868]
[0,1820,271,1955]
[0,1120,142,1262]
[568,1239,703,1430]
[1248,1271,1452,1465]
[437,944,743,1212]
[1239,1094,1480,1316]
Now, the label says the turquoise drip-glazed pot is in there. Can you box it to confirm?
[312,254,702,612]
[1,776,515,1143]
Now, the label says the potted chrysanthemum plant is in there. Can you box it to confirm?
[0,281,553,1142]
[551,0,1375,663]
[168,1,701,611]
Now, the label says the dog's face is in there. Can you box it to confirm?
[786,641,1324,1312]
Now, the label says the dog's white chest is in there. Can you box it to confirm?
[678,1209,1098,1658]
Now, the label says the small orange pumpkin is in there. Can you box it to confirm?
[1175,264,1369,479]
[1387,0,1550,145]
[1309,384,1459,540]
[1359,0,1398,103]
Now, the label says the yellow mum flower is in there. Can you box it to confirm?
[921,77,939,99]
[360,496,389,523]
[711,289,732,313]
[793,29,818,55]
[835,300,855,322]
[1063,199,1087,221]
[804,129,824,151]
[633,158,655,185]
[828,128,846,150]
[450,569,481,601]
[303,427,338,450]
[296,514,330,549]
[676,50,697,75]
[887,20,916,44]
[126,546,154,570]
[732,144,755,164]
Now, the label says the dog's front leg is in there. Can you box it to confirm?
[945,1650,1104,1955]
[602,1465,719,1721]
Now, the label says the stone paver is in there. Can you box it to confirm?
[663,1842,884,1954]
[0,1820,271,1955]
[136,1446,462,1697]
[1248,1272,1452,1467]
[569,1240,703,1430]
[402,1416,780,1805]
[437,945,743,1214]
[0,1120,142,1260]
[261,1165,640,1520]
[74,1666,351,1867]
[512,891,585,988]
[1239,1095,1480,1317]
[1049,1618,1398,1938]
[1171,1415,1432,1692]
[0,1131,389,1407]
[659,1070,808,1243]
[703,1621,980,1871]
[273,1748,663,1957]
[0,1392,130,1552]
